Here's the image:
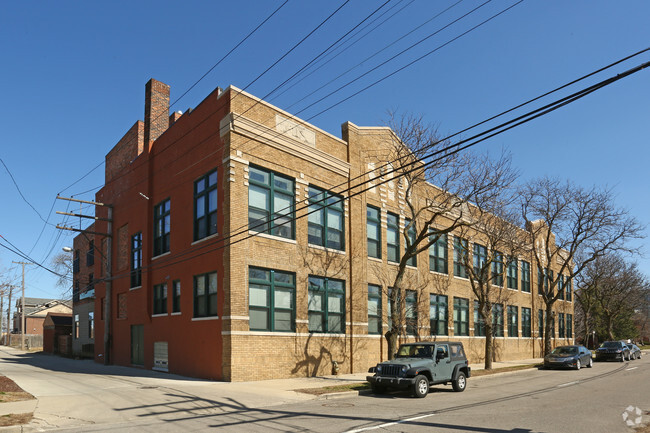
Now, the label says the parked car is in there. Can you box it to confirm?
[627,344,642,360]
[594,341,631,362]
[367,342,471,398]
[544,345,592,370]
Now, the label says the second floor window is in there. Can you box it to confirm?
[86,241,94,266]
[405,219,416,267]
[386,212,399,263]
[131,232,142,288]
[308,186,344,250]
[507,257,518,290]
[454,237,468,278]
[367,206,381,259]
[153,199,170,256]
[521,261,531,292]
[473,244,487,279]
[194,169,218,240]
[172,280,181,313]
[429,232,448,274]
[248,166,294,239]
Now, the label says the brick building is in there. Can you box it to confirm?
[90,79,574,381]
[72,224,96,357]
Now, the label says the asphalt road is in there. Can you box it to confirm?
[0,347,648,432]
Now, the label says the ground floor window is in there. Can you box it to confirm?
[308,276,345,333]
[368,284,382,335]
[453,297,469,336]
[193,272,218,318]
[249,267,295,332]
[430,294,448,336]
[522,307,531,337]
[507,305,518,337]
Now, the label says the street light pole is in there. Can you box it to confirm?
[12,261,31,351]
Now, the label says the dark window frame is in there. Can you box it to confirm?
[430,294,448,336]
[521,260,531,293]
[194,169,218,241]
[453,237,468,278]
[308,276,345,334]
[453,297,469,336]
[153,283,167,315]
[367,205,381,259]
[368,284,382,335]
[193,272,218,318]
[405,218,417,267]
[522,307,532,337]
[429,232,448,274]
[506,257,518,290]
[130,232,142,288]
[248,165,295,239]
[308,186,344,250]
[507,305,518,337]
[386,212,400,263]
[172,280,181,313]
[153,199,171,256]
[249,267,295,332]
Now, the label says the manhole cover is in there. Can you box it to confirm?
[322,402,355,408]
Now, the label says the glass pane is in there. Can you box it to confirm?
[308,207,323,225]
[309,313,323,332]
[274,176,292,193]
[275,289,292,309]
[368,241,378,258]
[309,188,324,202]
[327,229,342,250]
[249,285,268,307]
[208,171,217,187]
[195,277,205,296]
[328,314,343,333]
[250,309,268,330]
[249,185,269,209]
[248,208,268,232]
[328,280,344,292]
[368,298,380,316]
[249,268,269,281]
[208,293,218,315]
[368,285,380,296]
[195,178,205,194]
[328,293,343,313]
[367,222,379,240]
[195,196,205,218]
[387,228,397,245]
[249,167,269,184]
[367,207,378,219]
[308,291,323,311]
[274,310,292,331]
[208,189,218,212]
[196,297,206,317]
[274,271,294,285]
[327,209,342,229]
[308,223,323,245]
[368,317,380,334]
[208,273,217,294]
[274,193,292,216]
[308,276,324,291]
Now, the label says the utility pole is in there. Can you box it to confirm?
[0,287,4,344]
[12,261,32,351]
[6,285,12,346]
[56,195,112,364]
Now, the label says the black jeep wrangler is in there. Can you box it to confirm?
[367,341,471,398]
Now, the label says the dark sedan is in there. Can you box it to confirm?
[627,344,642,360]
[544,345,592,370]
[595,341,631,362]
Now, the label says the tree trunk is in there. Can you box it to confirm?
[543,304,553,357]
[606,316,614,340]
[484,324,493,370]
[386,328,398,360]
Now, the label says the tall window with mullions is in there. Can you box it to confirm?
[386,212,399,263]
[249,267,295,332]
[430,294,448,336]
[308,276,345,333]
[130,232,142,288]
[248,165,294,239]
[367,206,381,259]
[153,199,170,256]
[194,169,218,241]
[429,232,448,274]
[307,186,344,250]
[367,284,382,335]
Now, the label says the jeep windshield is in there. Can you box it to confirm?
[396,345,432,358]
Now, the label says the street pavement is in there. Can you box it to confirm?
[0,346,544,431]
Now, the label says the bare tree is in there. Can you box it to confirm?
[520,177,644,356]
[382,113,519,360]
[456,202,526,369]
[51,250,73,298]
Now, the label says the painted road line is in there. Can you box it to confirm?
[626,367,638,371]
[557,381,579,388]
[346,413,436,433]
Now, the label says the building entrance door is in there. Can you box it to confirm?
[131,325,144,365]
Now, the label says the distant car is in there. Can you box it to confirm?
[595,341,631,362]
[627,344,642,360]
[544,345,592,370]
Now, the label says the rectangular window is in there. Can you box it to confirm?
[507,305,518,337]
[368,285,382,335]
[492,252,504,286]
[86,240,94,266]
[153,283,167,315]
[566,278,572,301]
[558,312,565,338]
[130,232,142,288]
[88,312,94,339]
[473,244,487,276]
[172,280,181,313]
[557,274,565,300]
[73,250,80,273]
[453,297,469,336]
[405,219,416,267]
[453,237,468,278]
[249,267,295,332]
[248,165,294,239]
[387,288,399,331]
[473,300,486,337]
[308,186,344,250]
[194,169,218,240]
[521,307,531,337]
[194,272,218,318]
[308,276,345,333]
[521,260,531,293]
[153,199,171,256]
[492,304,504,337]
[429,232,448,274]
[538,309,544,338]
[507,257,518,290]
[81,273,94,300]
[405,290,417,335]
[386,212,399,263]
[367,206,381,259]
[566,313,573,337]
[430,294,448,336]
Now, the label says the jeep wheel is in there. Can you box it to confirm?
[452,371,467,392]
[413,375,429,398]
[370,383,386,394]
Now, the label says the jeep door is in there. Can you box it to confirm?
[434,344,453,381]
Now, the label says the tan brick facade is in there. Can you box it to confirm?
[92,80,574,382]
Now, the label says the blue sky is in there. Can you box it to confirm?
[1,1,648,301]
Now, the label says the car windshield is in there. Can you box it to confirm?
[551,347,577,356]
[396,345,432,358]
[600,342,620,348]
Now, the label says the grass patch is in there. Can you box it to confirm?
[0,413,32,427]
[0,376,35,403]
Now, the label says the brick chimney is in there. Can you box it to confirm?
[144,79,170,148]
